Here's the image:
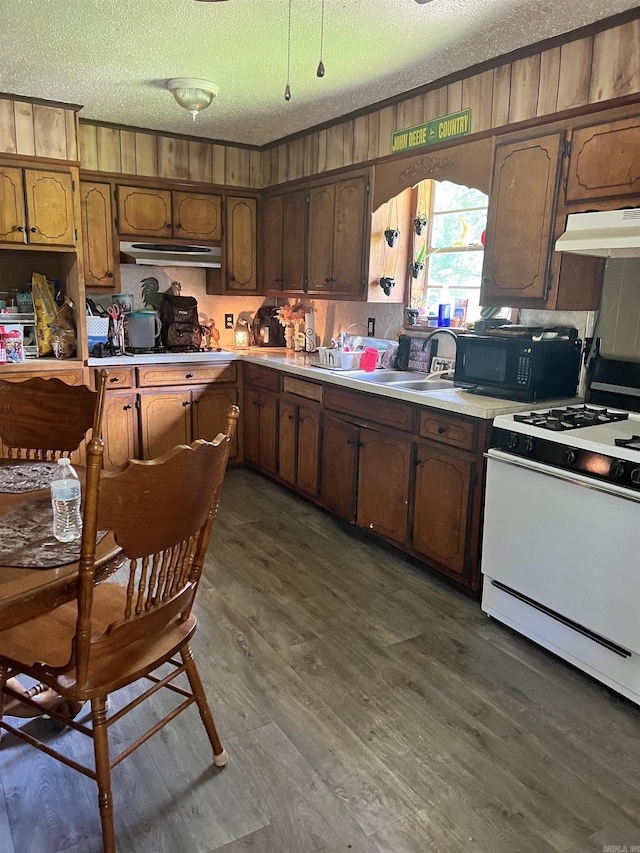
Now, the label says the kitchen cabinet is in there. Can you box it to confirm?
[278,396,322,497]
[80,181,116,288]
[306,175,369,296]
[262,190,307,292]
[0,166,75,247]
[117,185,222,240]
[565,114,640,202]
[320,414,358,520]
[481,132,563,306]
[242,362,279,472]
[225,195,258,292]
[102,391,137,470]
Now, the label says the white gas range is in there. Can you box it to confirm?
[481,360,640,706]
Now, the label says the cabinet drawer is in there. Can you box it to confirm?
[324,386,414,432]
[418,410,476,452]
[0,367,87,386]
[92,367,133,390]
[243,363,281,392]
[283,375,323,403]
[136,363,237,387]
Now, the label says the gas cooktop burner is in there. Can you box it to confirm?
[615,434,640,450]
[513,405,630,431]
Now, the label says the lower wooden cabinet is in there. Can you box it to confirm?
[278,398,321,496]
[320,414,358,520]
[411,444,473,576]
[192,386,239,459]
[243,387,278,474]
[102,392,137,470]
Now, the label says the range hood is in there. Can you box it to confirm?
[119,241,222,268]
[555,209,640,258]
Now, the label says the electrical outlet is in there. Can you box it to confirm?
[224,314,234,330]
[367,317,376,337]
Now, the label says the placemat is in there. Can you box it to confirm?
[0,462,58,494]
[0,497,105,569]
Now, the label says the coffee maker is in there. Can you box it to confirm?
[252,307,286,347]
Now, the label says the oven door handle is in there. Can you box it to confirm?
[485,448,640,504]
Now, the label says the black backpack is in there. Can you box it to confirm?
[160,294,202,351]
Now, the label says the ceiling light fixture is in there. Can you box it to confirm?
[167,78,219,121]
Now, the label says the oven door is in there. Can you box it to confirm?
[481,449,640,655]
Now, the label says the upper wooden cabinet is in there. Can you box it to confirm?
[0,166,75,247]
[80,181,116,288]
[481,132,563,306]
[307,175,369,296]
[565,115,640,203]
[262,190,306,292]
[225,195,258,292]
[117,185,222,240]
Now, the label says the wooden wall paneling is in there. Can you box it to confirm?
[341,119,355,170]
[96,125,122,173]
[447,80,463,114]
[491,64,512,127]
[211,143,226,185]
[557,37,593,111]
[158,136,189,180]
[316,128,328,173]
[0,100,17,154]
[367,110,380,162]
[276,142,289,184]
[224,146,245,186]
[188,140,212,184]
[120,129,137,175]
[326,123,346,172]
[353,114,369,164]
[65,110,78,161]
[303,133,319,178]
[79,123,98,170]
[396,95,424,133]
[377,105,396,158]
[589,20,640,102]
[232,147,251,186]
[13,101,35,156]
[33,105,66,159]
[288,137,305,181]
[134,132,157,176]
[250,149,262,188]
[424,87,448,122]
[508,54,541,123]
[462,70,493,133]
[260,147,273,188]
[536,47,561,117]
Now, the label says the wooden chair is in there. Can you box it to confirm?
[0,404,240,853]
[0,371,108,460]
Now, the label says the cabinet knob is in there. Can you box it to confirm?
[30,227,37,233]
[107,271,114,278]
[288,414,295,420]
[346,439,355,446]
[165,223,171,229]
[275,277,284,282]
[15,226,24,232]
[182,400,190,407]
[230,274,236,281]
[482,276,490,284]
[176,223,181,229]
[109,376,120,383]
[438,426,447,434]
[123,404,132,411]
[185,373,194,379]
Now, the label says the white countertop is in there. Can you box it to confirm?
[87,348,581,419]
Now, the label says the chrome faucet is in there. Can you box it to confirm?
[421,327,458,376]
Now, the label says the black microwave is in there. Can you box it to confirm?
[454,332,582,402]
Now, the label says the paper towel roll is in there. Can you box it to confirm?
[304,312,317,352]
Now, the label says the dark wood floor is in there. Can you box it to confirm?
[1,467,640,853]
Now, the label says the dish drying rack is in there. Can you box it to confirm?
[316,336,391,371]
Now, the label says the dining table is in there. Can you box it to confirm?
[0,460,123,631]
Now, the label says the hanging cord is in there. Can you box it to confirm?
[317,0,326,77]
[285,0,292,101]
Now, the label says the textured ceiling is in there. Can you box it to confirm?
[1,0,638,147]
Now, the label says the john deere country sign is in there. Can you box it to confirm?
[391,109,472,154]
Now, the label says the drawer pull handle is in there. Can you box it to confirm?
[109,376,120,383]
[438,426,447,434]
[185,373,194,379]
[182,400,190,407]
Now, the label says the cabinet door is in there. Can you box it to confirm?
[226,196,258,292]
[332,177,367,296]
[102,392,137,471]
[117,186,172,237]
[320,414,358,521]
[138,388,190,460]
[278,399,297,486]
[173,191,222,240]
[24,169,75,246]
[297,405,321,497]
[258,391,278,475]
[481,133,563,305]
[566,116,640,202]
[0,165,27,243]
[243,387,261,465]
[282,190,307,292]
[262,194,284,291]
[306,184,335,293]
[412,445,472,576]
[357,429,411,545]
[80,182,116,288]
[192,385,238,459]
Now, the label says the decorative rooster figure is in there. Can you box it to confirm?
[140,278,182,312]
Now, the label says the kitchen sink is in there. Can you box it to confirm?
[340,370,427,383]
[388,379,455,391]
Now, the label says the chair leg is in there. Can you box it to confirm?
[91,696,117,853]
[180,645,228,767]
[0,667,9,727]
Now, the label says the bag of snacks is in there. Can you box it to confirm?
[31,272,57,356]
[50,298,77,359]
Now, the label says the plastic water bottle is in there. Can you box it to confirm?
[51,458,82,543]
